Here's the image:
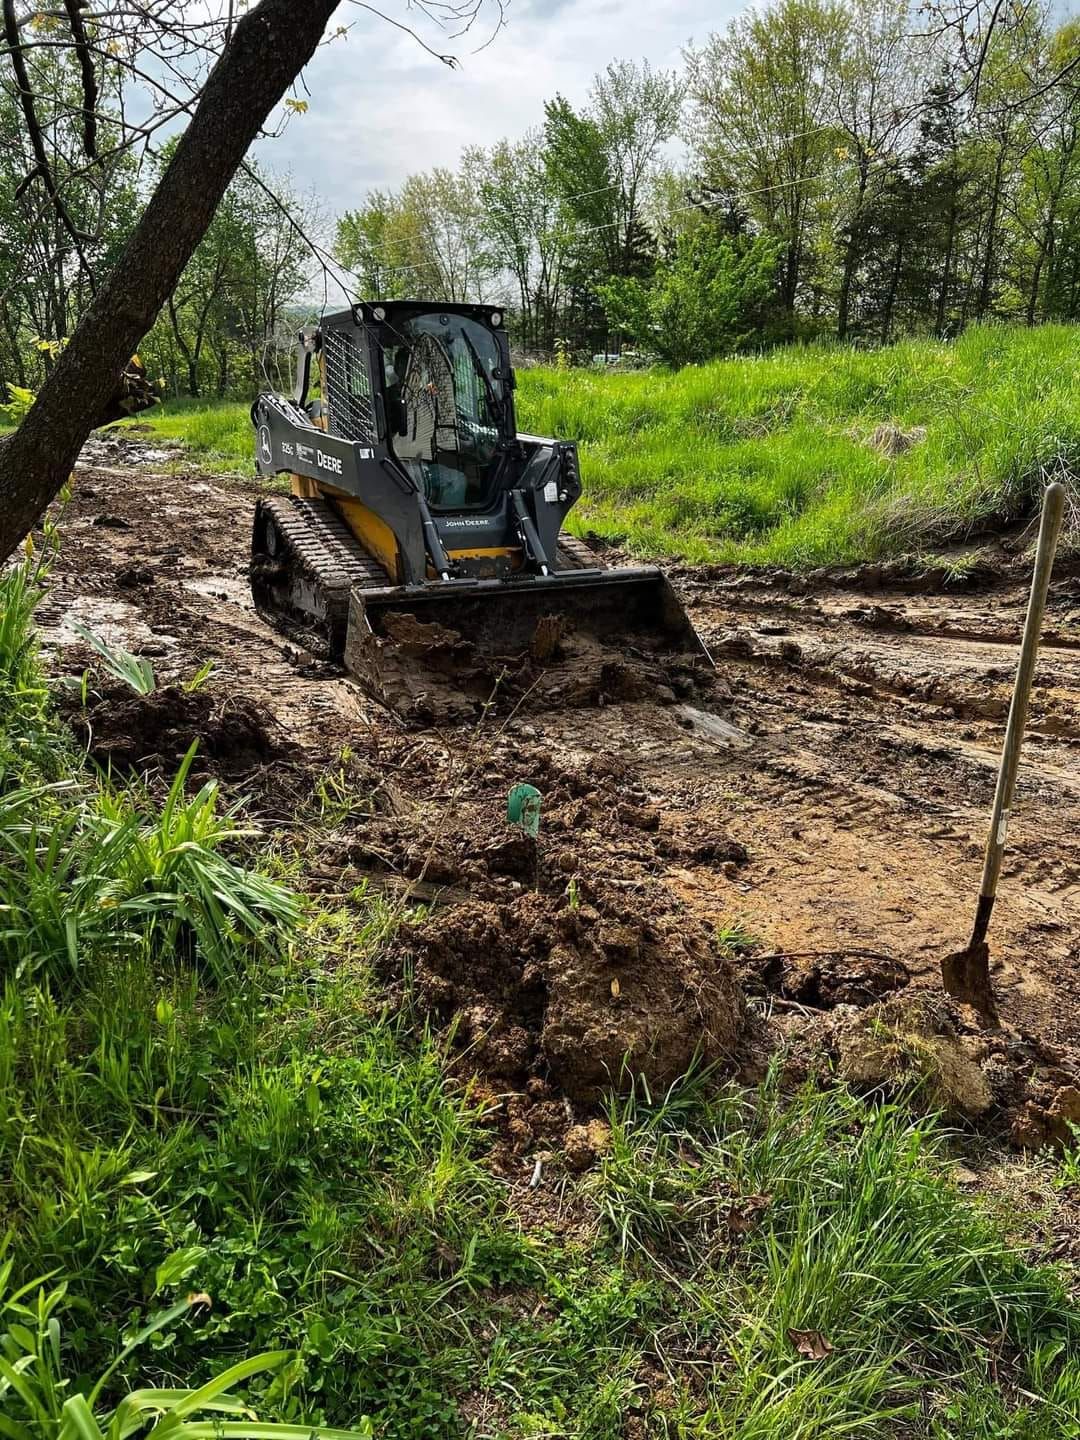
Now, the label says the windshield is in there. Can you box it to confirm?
[383,314,505,509]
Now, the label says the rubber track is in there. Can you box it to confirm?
[555,534,604,571]
[253,494,608,656]
[252,495,388,658]
[258,495,385,590]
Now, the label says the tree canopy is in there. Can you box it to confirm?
[330,0,1080,362]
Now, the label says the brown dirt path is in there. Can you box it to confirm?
[35,445,1080,1052]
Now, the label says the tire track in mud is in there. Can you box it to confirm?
[680,578,1080,1043]
[35,446,1080,1050]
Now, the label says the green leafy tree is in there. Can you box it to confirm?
[0,47,137,389]
[142,160,310,398]
[1009,21,1080,324]
[685,0,847,319]
[335,168,480,302]
[829,0,926,339]
[463,132,568,352]
[543,60,682,351]
[598,229,780,366]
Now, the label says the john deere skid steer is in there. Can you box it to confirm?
[250,300,709,720]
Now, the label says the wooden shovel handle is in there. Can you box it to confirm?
[970,481,1066,947]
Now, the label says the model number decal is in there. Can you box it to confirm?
[282,437,371,472]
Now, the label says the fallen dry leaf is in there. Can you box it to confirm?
[725,1193,772,1233]
[786,1328,834,1361]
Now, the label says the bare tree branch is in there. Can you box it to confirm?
[2,0,97,285]
[62,0,100,159]
[0,0,349,560]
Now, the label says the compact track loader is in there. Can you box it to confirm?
[250,300,709,719]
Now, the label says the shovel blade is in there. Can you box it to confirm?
[342,565,712,723]
[356,566,709,659]
[941,942,999,1027]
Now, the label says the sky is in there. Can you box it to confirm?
[253,0,741,215]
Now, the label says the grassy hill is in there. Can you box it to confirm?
[137,323,1080,569]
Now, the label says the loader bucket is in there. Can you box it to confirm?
[342,566,711,724]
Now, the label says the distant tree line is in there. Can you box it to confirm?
[335,0,1080,364]
[4,0,1080,404]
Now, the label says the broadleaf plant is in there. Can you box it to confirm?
[0,1239,371,1440]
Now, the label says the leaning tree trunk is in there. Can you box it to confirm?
[0,0,342,562]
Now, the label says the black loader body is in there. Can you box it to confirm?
[250,300,709,720]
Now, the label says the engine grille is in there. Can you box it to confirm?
[322,325,378,446]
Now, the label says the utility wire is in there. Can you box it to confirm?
[335,121,847,278]
[345,153,906,288]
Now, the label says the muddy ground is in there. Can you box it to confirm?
[33,437,1080,1172]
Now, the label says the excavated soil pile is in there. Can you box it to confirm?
[340,736,751,909]
[354,608,713,727]
[62,681,277,777]
[778,991,1080,1144]
[399,877,744,1103]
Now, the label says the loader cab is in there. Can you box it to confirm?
[319,301,515,513]
[375,304,511,510]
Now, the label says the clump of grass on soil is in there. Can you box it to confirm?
[2,538,1080,1434]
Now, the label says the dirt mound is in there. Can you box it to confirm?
[833,994,994,1117]
[61,681,277,777]
[399,877,744,1104]
[348,606,712,727]
[775,990,1080,1144]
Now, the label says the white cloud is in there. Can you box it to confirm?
[253,0,739,209]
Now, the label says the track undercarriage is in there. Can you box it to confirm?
[251,495,712,724]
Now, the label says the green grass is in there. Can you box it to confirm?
[134,396,253,473]
[133,322,1080,568]
[519,323,1080,567]
[4,527,1080,1435]
[5,947,1080,1437]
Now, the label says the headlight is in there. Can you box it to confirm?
[491,311,502,326]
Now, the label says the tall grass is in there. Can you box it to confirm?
[132,324,1080,567]
[0,514,65,781]
[591,1073,1080,1435]
[1,539,297,988]
[0,751,300,984]
[517,324,1080,566]
[6,946,1079,1438]
[136,397,253,473]
[0,1248,369,1439]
